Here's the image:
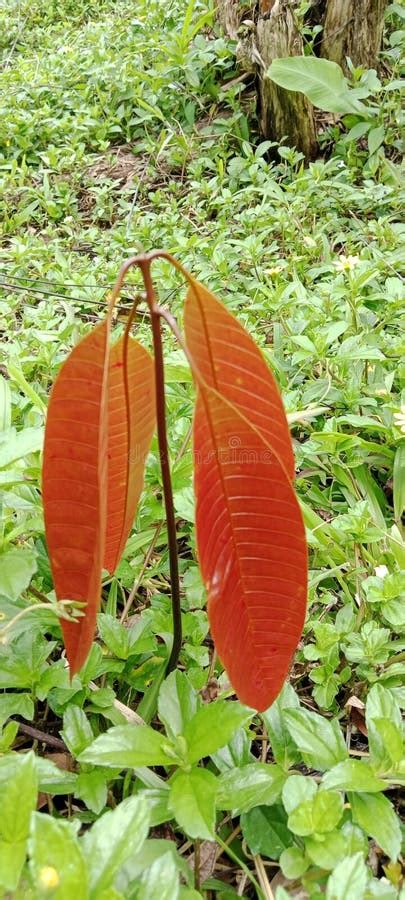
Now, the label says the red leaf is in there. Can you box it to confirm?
[104,335,155,574]
[43,324,155,676]
[184,279,295,480]
[193,386,307,711]
[43,322,110,675]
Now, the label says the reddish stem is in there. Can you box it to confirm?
[137,259,182,674]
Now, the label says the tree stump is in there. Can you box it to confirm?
[256,0,317,160]
[215,0,317,159]
[214,0,387,158]
[320,0,388,72]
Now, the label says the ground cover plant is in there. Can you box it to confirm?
[0,0,404,897]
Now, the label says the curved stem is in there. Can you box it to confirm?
[137,259,182,675]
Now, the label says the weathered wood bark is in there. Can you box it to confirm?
[215,0,387,159]
[321,0,388,72]
[216,0,317,160]
[256,0,317,160]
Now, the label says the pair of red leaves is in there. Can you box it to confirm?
[43,264,307,711]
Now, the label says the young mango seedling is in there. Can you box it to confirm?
[42,251,307,711]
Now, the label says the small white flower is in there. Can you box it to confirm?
[334,254,359,273]
[393,405,405,434]
[375,565,389,579]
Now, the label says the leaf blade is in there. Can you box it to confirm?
[184,279,295,480]
[192,386,307,711]
[43,322,110,675]
[104,335,155,574]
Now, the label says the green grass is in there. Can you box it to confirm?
[0,1,404,897]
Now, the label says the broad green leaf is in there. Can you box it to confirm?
[82,795,149,895]
[326,852,367,900]
[267,57,365,115]
[284,708,348,770]
[349,792,401,860]
[262,683,301,768]
[366,685,403,772]
[340,822,368,858]
[62,704,94,757]
[393,443,405,521]
[282,774,317,813]
[78,724,181,769]
[305,831,346,870]
[136,852,180,900]
[322,760,386,793]
[35,756,77,794]
[0,547,37,601]
[0,842,27,893]
[368,125,385,157]
[0,693,34,728]
[279,846,309,879]
[217,763,286,813]
[29,814,88,900]
[158,670,198,740]
[169,768,217,840]
[288,790,343,836]
[137,789,172,827]
[0,427,43,468]
[0,375,11,431]
[211,726,252,773]
[122,837,189,882]
[184,701,252,764]
[0,751,37,843]
[241,804,293,860]
[0,752,37,889]
[75,770,108,814]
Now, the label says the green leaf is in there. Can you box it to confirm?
[261,683,301,768]
[211,727,252,773]
[305,830,346,870]
[349,792,401,860]
[75,770,108,814]
[35,756,77,794]
[241,804,293,860]
[267,57,365,115]
[0,426,43,468]
[78,724,181,769]
[217,763,286,813]
[393,443,405,521]
[322,760,386,792]
[62,705,94,757]
[0,547,37,601]
[0,752,37,889]
[279,846,309,879]
[288,790,343,836]
[0,375,11,431]
[282,774,317,813]
[136,852,180,900]
[82,795,150,896]
[184,701,252,764]
[284,708,348,770]
[123,837,189,883]
[0,750,37,838]
[158,670,198,740]
[169,768,217,839]
[29,814,88,900]
[368,125,385,157]
[137,788,172,827]
[366,685,403,772]
[0,692,34,728]
[326,852,367,900]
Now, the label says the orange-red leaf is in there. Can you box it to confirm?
[193,386,307,711]
[184,278,295,480]
[43,322,109,675]
[104,336,156,574]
